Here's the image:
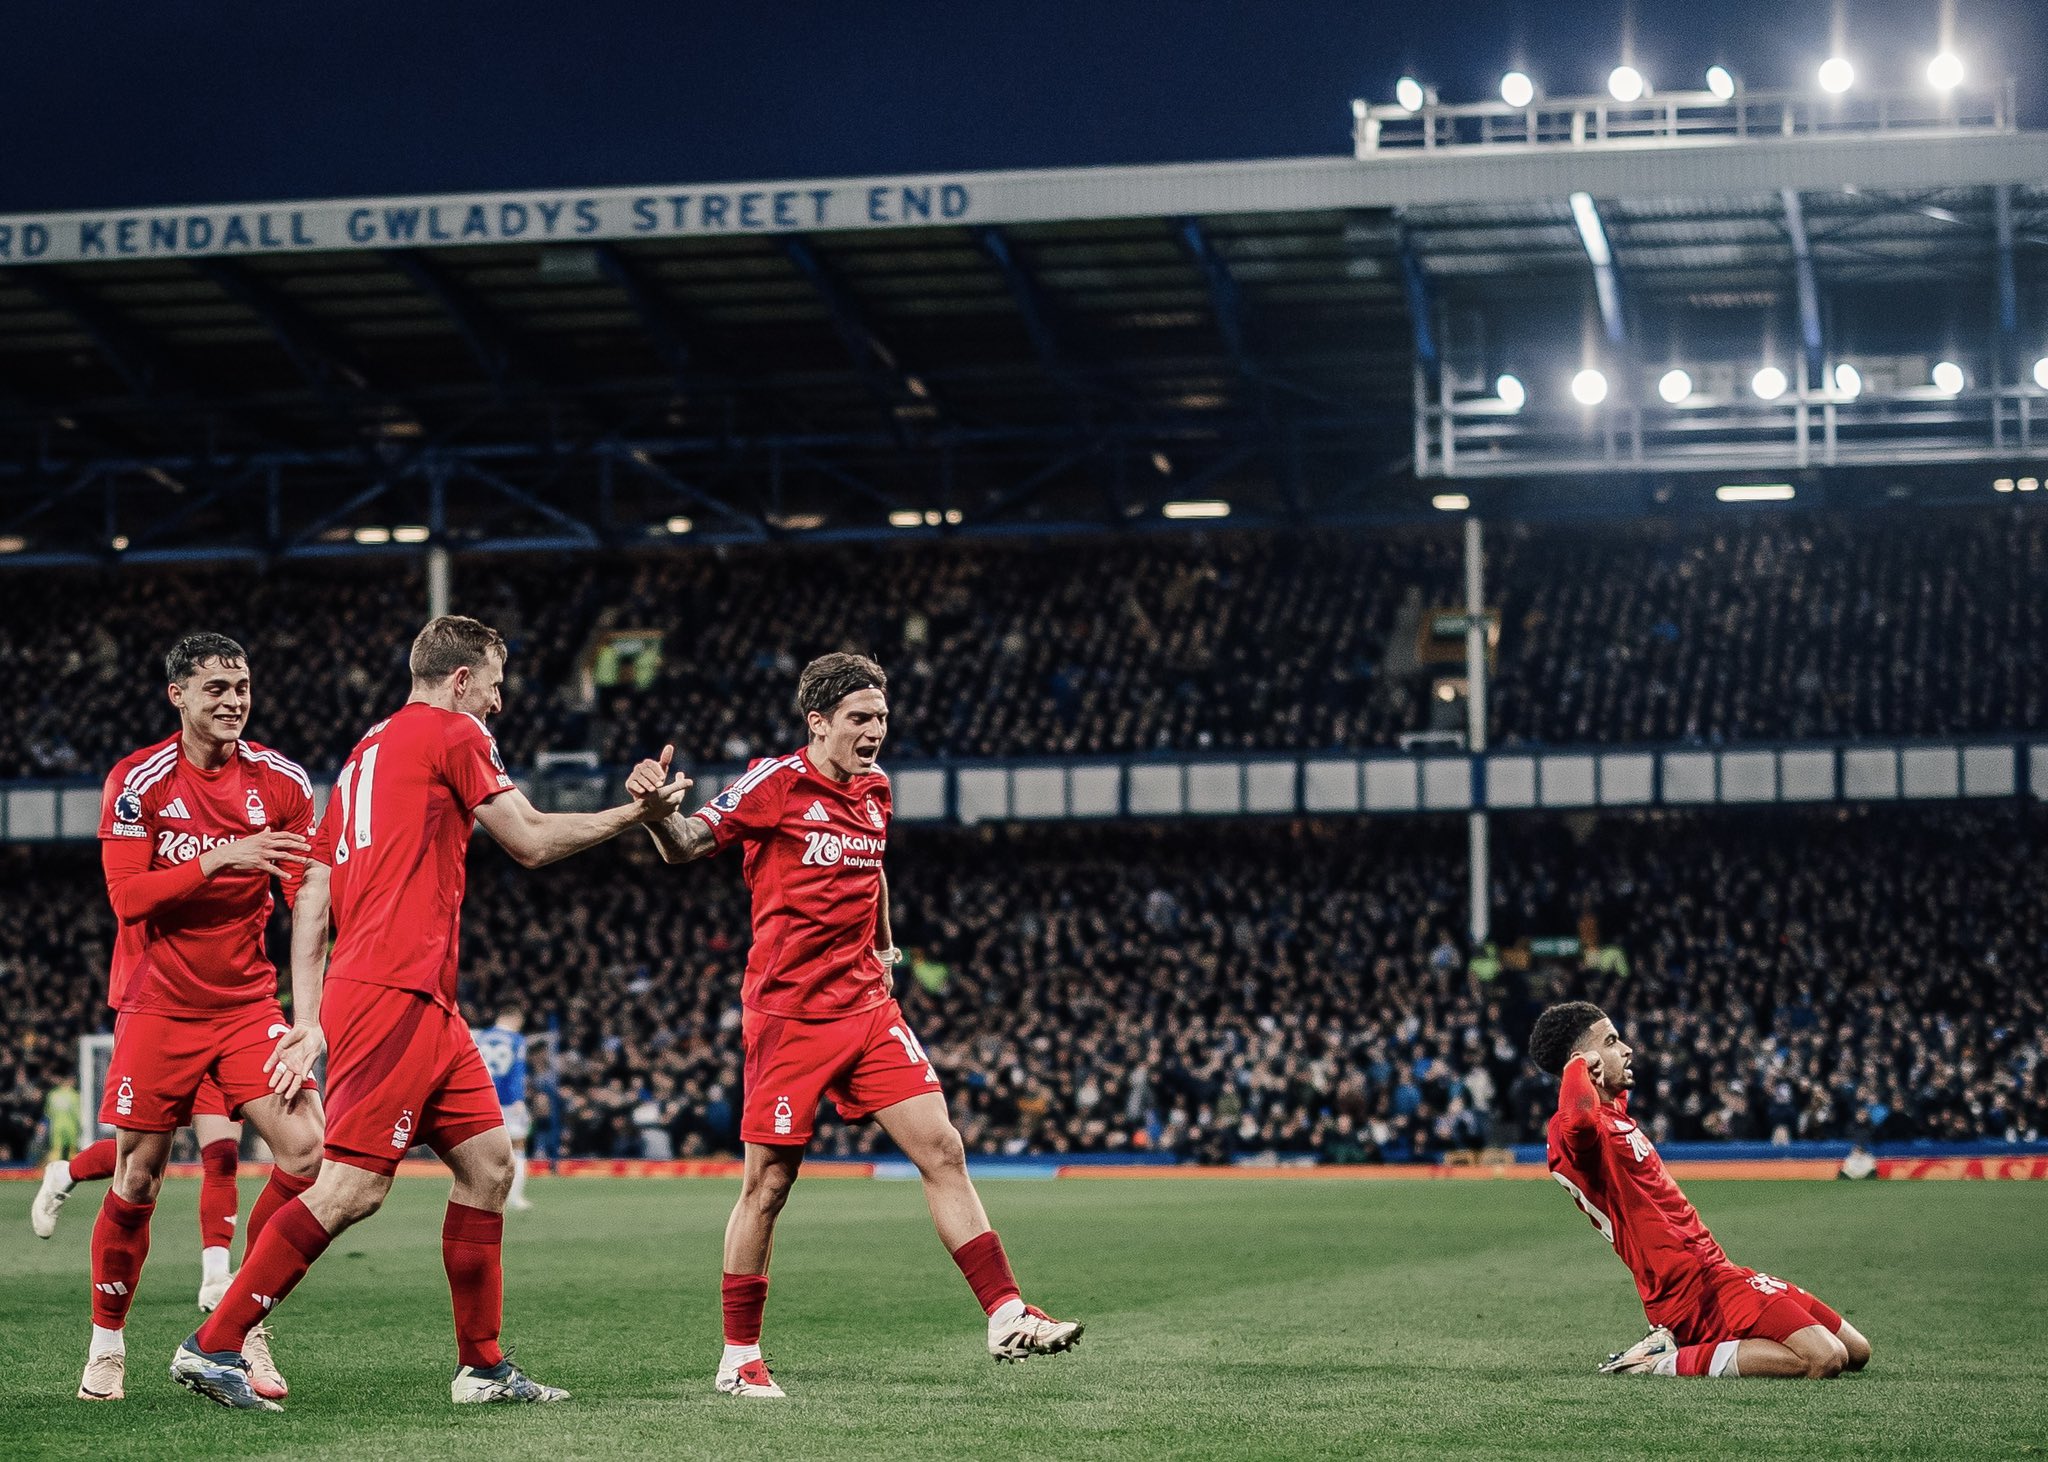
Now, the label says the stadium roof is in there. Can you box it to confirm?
[3,101,2047,565]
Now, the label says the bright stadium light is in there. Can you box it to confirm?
[888,510,923,528]
[110,535,130,552]
[1396,76,1426,112]
[1608,65,1646,102]
[665,515,694,534]
[1994,477,2016,492]
[1432,493,1471,512]
[354,526,392,545]
[2033,357,2048,390]
[2022,478,2042,492]
[1658,368,1694,405]
[1571,368,1609,406]
[1932,361,1966,395]
[1495,373,1527,412]
[1163,499,1231,520]
[1500,71,1535,107]
[391,524,430,544]
[1818,57,1854,94]
[1717,483,1797,503]
[1706,65,1736,100]
[1834,362,1862,400]
[1752,366,1789,401]
[0,535,24,554]
[1928,51,1964,91]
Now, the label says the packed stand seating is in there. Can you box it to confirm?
[2,507,2046,780]
[1486,510,2048,746]
[5,806,2043,1164]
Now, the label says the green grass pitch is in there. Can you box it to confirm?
[3,1174,2045,1459]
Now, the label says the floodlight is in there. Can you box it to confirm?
[2033,357,2048,390]
[1608,66,1645,102]
[1752,366,1789,401]
[1834,363,1862,400]
[1396,76,1426,112]
[1928,52,1964,91]
[1495,374,1526,412]
[1706,66,1736,100]
[1931,361,1965,395]
[1571,368,1609,406]
[1500,71,1535,107]
[1658,368,1693,405]
[1819,57,1854,94]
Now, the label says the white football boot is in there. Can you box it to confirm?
[1599,1325,1679,1375]
[242,1323,288,1400]
[452,1355,571,1403]
[31,1161,77,1239]
[77,1350,125,1401]
[197,1270,234,1313]
[987,1300,1084,1362]
[715,1357,787,1398]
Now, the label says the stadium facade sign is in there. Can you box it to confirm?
[2,130,2046,267]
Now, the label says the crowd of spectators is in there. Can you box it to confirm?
[5,507,2043,780]
[4,806,2043,1165]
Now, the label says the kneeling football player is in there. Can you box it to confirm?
[630,652,1082,1398]
[1533,1001,1872,1379]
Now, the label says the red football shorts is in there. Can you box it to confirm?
[100,1002,312,1132]
[321,979,502,1174]
[1672,1264,1846,1346]
[193,1073,230,1121]
[741,998,942,1146]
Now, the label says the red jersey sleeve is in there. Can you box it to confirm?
[443,714,515,813]
[1555,1056,1604,1158]
[101,834,207,921]
[695,758,795,853]
[276,778,317,907]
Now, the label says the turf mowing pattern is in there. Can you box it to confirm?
[3,1174,2044,1459]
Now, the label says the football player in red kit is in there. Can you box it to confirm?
[629,652,1081,1399]
[1532,1002,1873,1379]
[172,615,690,1412]
[34,1075,251,1312]
[78,633,326,1404]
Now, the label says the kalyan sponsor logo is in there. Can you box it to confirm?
[157,829,238,864]
[799,829,886,868]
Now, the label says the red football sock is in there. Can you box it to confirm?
[1675,1343,1714,1376]
[442,1203,506,1369]
[198,1139,239,1251]
[242,1167,315,1256]
[69,1139,116,1182]
[722,1272,770,1345]
[197,1197,332,1353]
[950,1230,1022,1315]
[89,1191,154,1329]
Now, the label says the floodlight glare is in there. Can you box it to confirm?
[1834,362,1862,400]
[1608,66,1645,102]
[1396,76,1426,112]
[1932,361,1965,395]
[1495,373,1527,412]
[1752,366,1789,401]
[1658,368,1693,405]
[1818,57,1854,94]
[2033,357,2048,390]
[1500,71,1535,107]
[1928,52,1964,91]
[1432,493,1471,512]
[1571,368,1609,406]
[1706,66,1736,100]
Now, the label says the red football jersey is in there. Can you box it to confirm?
[696,750,892,1019]
[312,702,515,1009]
[1547,1058,1729,1323]
[98,735,315,1015]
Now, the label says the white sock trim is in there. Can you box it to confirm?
[721,1342,762,1369]
[1651,1351,1680,1376]
[90,1324,125,1359]
[201,1246,232,1282]
[988,1297,1026,1327]
[1710,1339,1741,1378]
[52,1158,74,1186]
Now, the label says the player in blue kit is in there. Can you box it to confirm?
[471,1008,532,1212]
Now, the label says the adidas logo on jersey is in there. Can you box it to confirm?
[803,800,830,822]
[161,797,191,820]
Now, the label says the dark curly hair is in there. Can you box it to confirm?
[1530,1001,1608,1076]
[164,632,247,684]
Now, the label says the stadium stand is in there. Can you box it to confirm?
[6,806,2043,1163]
[3,509,2043,782]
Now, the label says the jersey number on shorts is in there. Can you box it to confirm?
[887,1025,940,1085]
[330,745,381,865]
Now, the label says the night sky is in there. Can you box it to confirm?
[4,1,2042,213]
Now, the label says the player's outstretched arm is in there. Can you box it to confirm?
[627,745,718,865]
[267,860,330,1105]
[475,775,690,870]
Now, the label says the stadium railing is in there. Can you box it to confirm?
[2,735,2044,842]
